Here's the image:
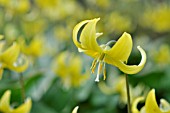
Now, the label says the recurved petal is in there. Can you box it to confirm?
[106,46,146,74]
[79,18,102,52]
[73,20,90,49]
[0,42,20,65]
[132,97,144,113]
[145,89,162,113]
[12,98,32,113]
[105,32,132,62]
[72,106,79,113]
[0,90,12,112]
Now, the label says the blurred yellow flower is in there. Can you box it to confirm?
[153,44,170,65]
[142,4,170,33]
[19,37,44,58]
[22,17,46,37]
[0,90,32,113]
[35,0,58,8]
[99,76,147,104]
[86,0,110,8]
[54,25,70,41]
[53,51,89,88]
[35,0,80,21]
[106,12,133,34]
[73,18,146,82]
[0,0,30,14]
[72,106,79,113]
[0,38,29,79]
[132,89,170,113]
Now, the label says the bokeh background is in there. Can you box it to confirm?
[0,0,170,113]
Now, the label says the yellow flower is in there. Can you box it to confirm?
[0,90,32,113]
[153,44,170,65]
[19,37,44,58]
[132,89,170,113]
[106,12,133,33]
[54,25,71,41]
[0,0,30,14]
[73,18,147,82]
[142,4,170,33]
[53,51,89,88]
[35,0,58,8]
[86,0,110,8]
[98,76,147,104]
[22,17,46,37]
[72,106,79,113]
[0,37,29,79]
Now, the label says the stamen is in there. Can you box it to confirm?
[90,59,98,73]
[99,62,103,72]
[99,53,105,61]
[90,59,97,69]
[103,63,106,80]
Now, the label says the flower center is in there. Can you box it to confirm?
[90,40,116,82]
[90,53,106,82]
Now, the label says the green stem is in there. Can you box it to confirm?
[125,74,131,113]
[19,73,25,102]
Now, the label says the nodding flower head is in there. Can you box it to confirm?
[73,18,147,82]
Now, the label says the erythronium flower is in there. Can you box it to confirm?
[132,89,170,113]
[72,106,79,113]
[0,38,29,79]
[19,37,44,58]
[0,90,32,113]
[98,76,148,104]
[53,51,89,88]
[73,18,147,82]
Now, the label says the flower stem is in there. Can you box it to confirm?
[125,74,131,113]
[19,73,25,102]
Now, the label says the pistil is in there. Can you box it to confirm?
[95,61,103,82]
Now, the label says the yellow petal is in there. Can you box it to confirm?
[105,32,132,63]
[132,97,144,113]
[0,90,12,112]
[21,37,44,57]
[105,46,146,74]
[160,99,170,113]
[0,68,4,80]
[72,106,79,113]
[145,89,162,113]
[0,42,20,65]
[12,98,32,113]
[79,18,102,52]
[73,20,90,49]
[9,55,29,72]
[79,49,100,58]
